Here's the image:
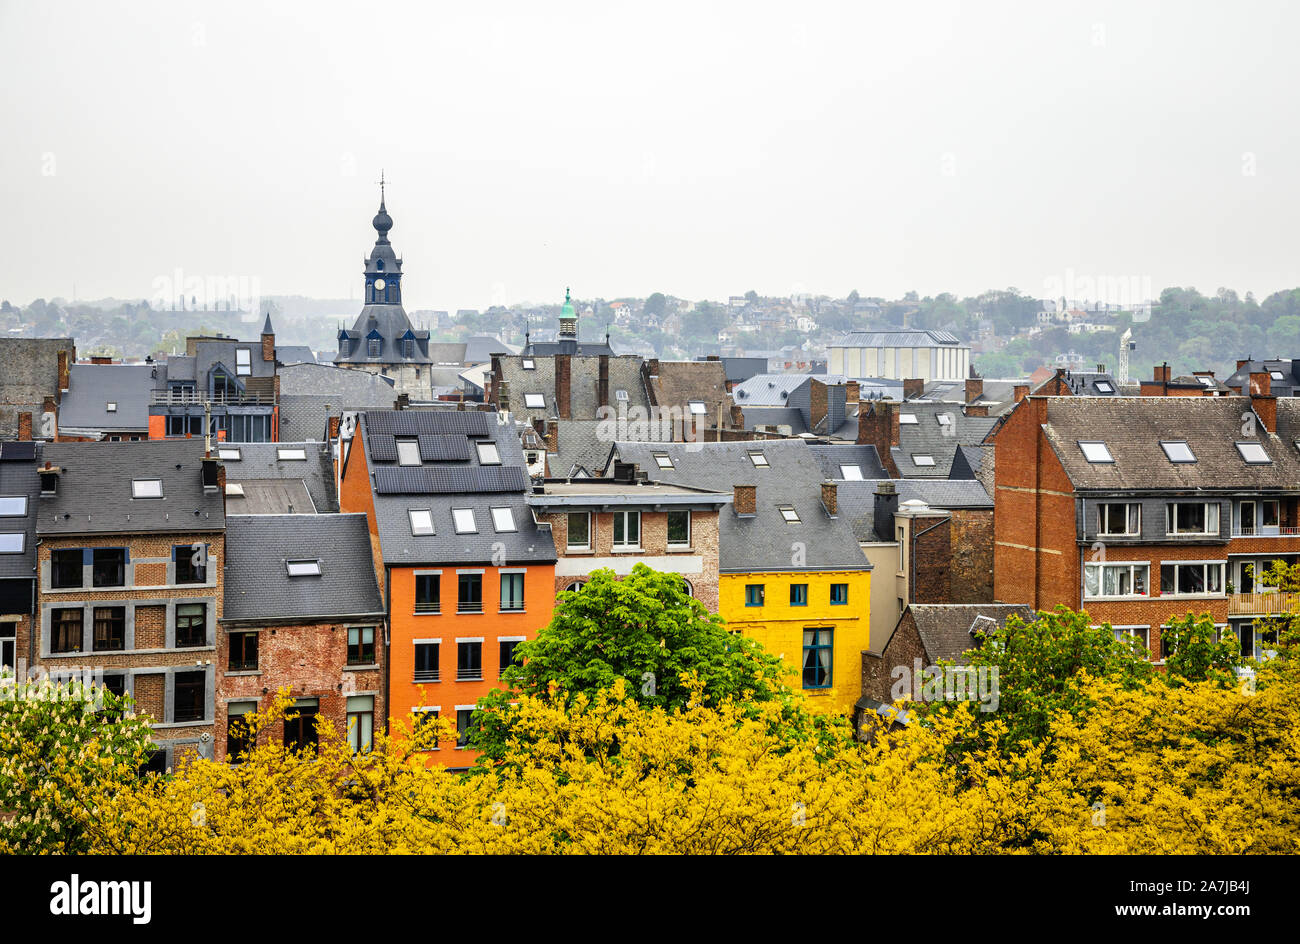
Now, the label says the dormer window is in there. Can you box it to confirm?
[367,339,381,358]
[236,349,252,376]
[1078,441,1113,463]
[476,442,501,465]
[396,438,421,466]
[376,259,384,271]
[286,559,321,576]
[403,339,414,358]
[131,479,163,499]
[1160,441,1196,463]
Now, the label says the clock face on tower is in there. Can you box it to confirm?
[374,278,386,291]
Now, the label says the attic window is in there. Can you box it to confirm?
[491,507,516,532]
[653,453,674,469]
[131,479,163,499]
[899,414,918,425]
[409,509,435,535]
[1160,441,1196,463]
[522,359,535,370]
[396,439,421,466]
[277,447,308,461]
[839,465,864,480]
[285,559,321,577]
[236,349,252,376]
[1094,380,1115,394]
[1236,441,1271,464]
[218,447,241,461]
[0,533,24,553]
[936,413,951,427]
[524,394,546,409]
[476,442,501,465]
[1199,376,1215,387]
[912,454,936,467]
[1271,370,1284,381]
[106,402,118,413]
[402,339,414,358]
[615,390,629,402]
[225,483,245,497]
[688,401,707,415]
[1078,441,1113,463]
[367,339,381,358]
[0,497,27,516]
[452,508,477,534]
[779,506,800,523]
[748,452,769,468]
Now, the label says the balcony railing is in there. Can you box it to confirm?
[1228,590,1300,616]
[1231,526,1300,537]
[457,601,483,614]
[413,669,440,683]
[414,603,441,615]
[456,669,482,681]
[151,391,276,406]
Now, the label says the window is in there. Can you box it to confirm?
[1270,369,1285,381]
[92,606,125,652]
[790,583,808,606]
[1094,380,1115,394]
[745,584,765,607]
[402,339,415,358]
[176,603,206,648]
[0,533,22,553]
[1160,562,1224,596]
[235,348,252,376]
[456,709,474,748]
[225,483,245,497]
[105,401,118,412]
[911,454,936,467]
[688,401,707,415]
[653,453,674,469]
[1078,441,1113,463]
[566,512,591,550]
[1160,441,1196,463]
[92,548,126,588]
[175,544,207,584]
[476,442,501,465]
[615,389,629,402]
[452,508,477,534]
[51,608,83,652]
[1083,562,1149,598]
[173,670,206,723]
[347,696,374,754]
[0,496,27,516]
[491,507,516,532]
[218,447,241,461]
[1098,503,1140,536]
[51,549,82,589]
[228,414,272,442]
[1166,502,1219,536]
[415,573,441,614]
[408,509,435,536]
[458,574,483,613]
[899,414,918,425]
[1111,626,1150,656]
[779,506,800,523]
[286,559,321,576]
[747,451,769,468]
[367,339,381,358]
[524,393,546,409]
[802,628,833,689]
[666,510,690,547]
[228,631,258,671]
[347,626,376,665]
[414,641,440,682]
[1263,500,1280,528]
[457,641,483,680]
[283,699,319,752]
[132,479,163,499]
[276,447,307,461]
[830,583,848,605]
[1236,441,1271,464]
[500,573,525,611]
[839,465,864,480]
[226,701,257,762]
[499,639,522,678]
[165,414,202,437]
[612,510,641,549]
[522,358,535,370]
[936,413,951,427]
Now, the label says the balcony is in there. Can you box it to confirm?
[1230,526,1300,538]
[150,390,276,406]
[1228,591,1300,616]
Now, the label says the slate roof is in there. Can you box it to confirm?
[354,410,556,566]
[919,378,1031,415]
[464,336,517,364]
[37,440,224,536]
[1225,359,1300,397]
[0,441,40,581]
[57,364,154,433]
[896,604,1036,665]
[805,444,889,481]
[732,373,848,407]
[608,439,869,573]
[224,479,315,515]
[548,420,613,478]
[222,514,384,621]
[648,360,733,423]
[496,354,649,421]
[219,441,336,513]
[1043,396,1300,492]
[697,356,766,385]
[894,401,998,478]
[279,362,396,398]
[335,305,432,365]
[835,479,992,543]
[275,345,316,365]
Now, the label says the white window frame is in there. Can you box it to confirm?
[396,438,421,466]
[1159,559,1226,597]
[688,401,707,415]
[452,508,477,534]
[1097,502,1141,536]
[218,447,241,461]
[523,393,546,409]
[666,509,691,549]
[131,479,163,499]
[409,509,435,535]
[490,507,517,533]
[1083,562,1150,599]
[0,496,28,517]
[1165,502,1220,536]
[235,348,252,376]
[286,559,322,577]
[1078,440,1113,463]
[612,510,641,550]
[912,454,935,467]
[566,511,591,551]
[476,442,501,465]
[276,447,308,461]
[899,414,918,425]
[0,533,24,553]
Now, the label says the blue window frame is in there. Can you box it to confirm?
[802,628,833,689]
[745,584,764,607]
[790,583,808,606]
[830,583,848,605]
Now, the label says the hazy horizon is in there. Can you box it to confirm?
[3,0,1298,312]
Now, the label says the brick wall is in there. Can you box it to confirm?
[949,509,994,602]
[861,610,926,705]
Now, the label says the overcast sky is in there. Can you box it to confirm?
[2,0,1297,312]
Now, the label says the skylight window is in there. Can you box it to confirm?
[395,439,420,466]
[409,509,435,535]
[688,401,707,415]
[1078,441,1113,463]
[1199,376,1215,387]
[654,453,674,469]
[523,394,546,409]
[285,559,321,577]
[1271,370,1284,381]
[491,507,516,532]
[1160,441,1196,463]
[277,448,307,461]
[748,452,769,468]
[779,506,800,523]
[839,465,864,480]
[0,533,24,553]
[131,479,163,499]
[106,402,118,412]
[452,508,477,533]
[225,483,245,497]
[0,497,27,516]
[936,413,951,427]
[476,442,501,465]
[218,447,241,461]
[522,358,535,370]
[912,454,936,467]
[236,348,252,376]
[899,414,918,425]
[1094,380,1114,394]
[615,389,629,402]
[1237,441,1271,464]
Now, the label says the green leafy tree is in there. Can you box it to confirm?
[1161,612,1242,685]
[644,293,667,317]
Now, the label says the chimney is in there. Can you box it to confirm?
[730,404,744,429]
[1237,359,1250,371]
[964,404,989,417]
[1249,370,1271,396]
[328,415,341,440]
[845,380,860,405]
[857,400,900,477]
[544,419,559,454]
[497,379,510,414]
[873,481,898,542]
[555,354,572,420]
[1013,384,1029,404]
[647,358,660,378]
[733,484,757,516]
[809,379,829,432]
[57,349,70,398]
[965,376,983,403]
[395,392,410,410]
[821,481,837,517]
[89,355,112,365]
[17,412,32,441]
[1253,394,1277,433]
[903,377,924,400]
[597,354,610,410]
[1154,363,1172,384]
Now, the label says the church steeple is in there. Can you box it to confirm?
[363,172,402,305]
